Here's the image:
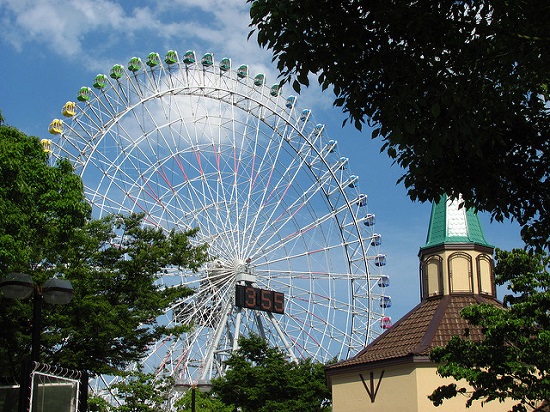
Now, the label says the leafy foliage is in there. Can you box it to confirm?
[174,388,233,412]
[429,249,550,411]
[248,0,550,250]
[113,370,172,412]
[88,369,174,412]
[0,124,91,275]
[0,124,209,379]
[211,334,332,412]
[45,214,207,376]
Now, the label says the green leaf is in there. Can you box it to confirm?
[247,0,550,250]
[431,103,441,118]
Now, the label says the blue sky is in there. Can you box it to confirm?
[0,0,524,322]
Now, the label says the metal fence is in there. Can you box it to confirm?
[0,361,87,412]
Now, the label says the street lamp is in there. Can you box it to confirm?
[1,272,74,412]
[0,272,74,362]
[175,380,212,412]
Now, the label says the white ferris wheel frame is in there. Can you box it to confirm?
[48,50,390,401]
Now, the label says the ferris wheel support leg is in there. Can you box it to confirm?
[267,312,297,362]
[200,299,233,382]
[255,313,267,340]
[232,307,244,351]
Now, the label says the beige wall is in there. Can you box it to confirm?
[330,365,418,412]
[421,249,494,298]
[330,364,516,412]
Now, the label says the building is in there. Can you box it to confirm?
[325,195,515,411]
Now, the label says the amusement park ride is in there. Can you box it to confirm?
[47,49,392,404]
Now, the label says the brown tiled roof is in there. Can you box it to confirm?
[326,294,502,372]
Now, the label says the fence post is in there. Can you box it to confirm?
[17,360,32,412]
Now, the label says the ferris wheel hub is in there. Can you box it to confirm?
[232,258,256,284]
[204,258,256,284]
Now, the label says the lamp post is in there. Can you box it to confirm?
[175,380,212,412]
[0,272,74,362]
[0,272,74,411]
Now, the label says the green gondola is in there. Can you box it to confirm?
[128,57,142,72]
[93,74,107,89]
[219,57,231,71]
[77,87,92,102]
[254,73,265,86]
[165,50,178,65]
[201,53,214,67]
[146,52,160,67]
[237,64,248,78]
[270,84,280,96]
[182,50,196,65]
[110,64,124,80]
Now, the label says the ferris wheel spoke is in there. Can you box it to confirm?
[242,154,323,256]
[237,132,287,254]
[252,195,352,262]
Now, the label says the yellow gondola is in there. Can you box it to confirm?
[41,139,52,153]
[62,101,76,117]
[48,119,63,135]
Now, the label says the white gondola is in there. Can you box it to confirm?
[363,213,375,226]
[374,254,387,267]
[371,233,381,246]
[299,109,311,122]
[378,275,390,288]
[347,175,359,188]
[379,296,392,308]
[286,95,296,108]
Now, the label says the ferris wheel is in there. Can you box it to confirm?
[48,50,391,396]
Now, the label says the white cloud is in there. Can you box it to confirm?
[0,0,333,122]
[1,0,133,55]
[0,0,272,71]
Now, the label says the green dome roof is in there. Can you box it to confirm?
[421,195,492,249]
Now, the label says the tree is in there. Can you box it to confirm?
[0,123,90,378]
[89,370,233,412]
[43,213,207,375]
[110,369,173,412]
[0,123,209,379]
[0,124,91,277]
[211,334,332,412]
[429,248,550,411]
[88,369,175,412]
[248,0,550,250]
[174,388,233,412]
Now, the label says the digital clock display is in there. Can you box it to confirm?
[235,285,284,314]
